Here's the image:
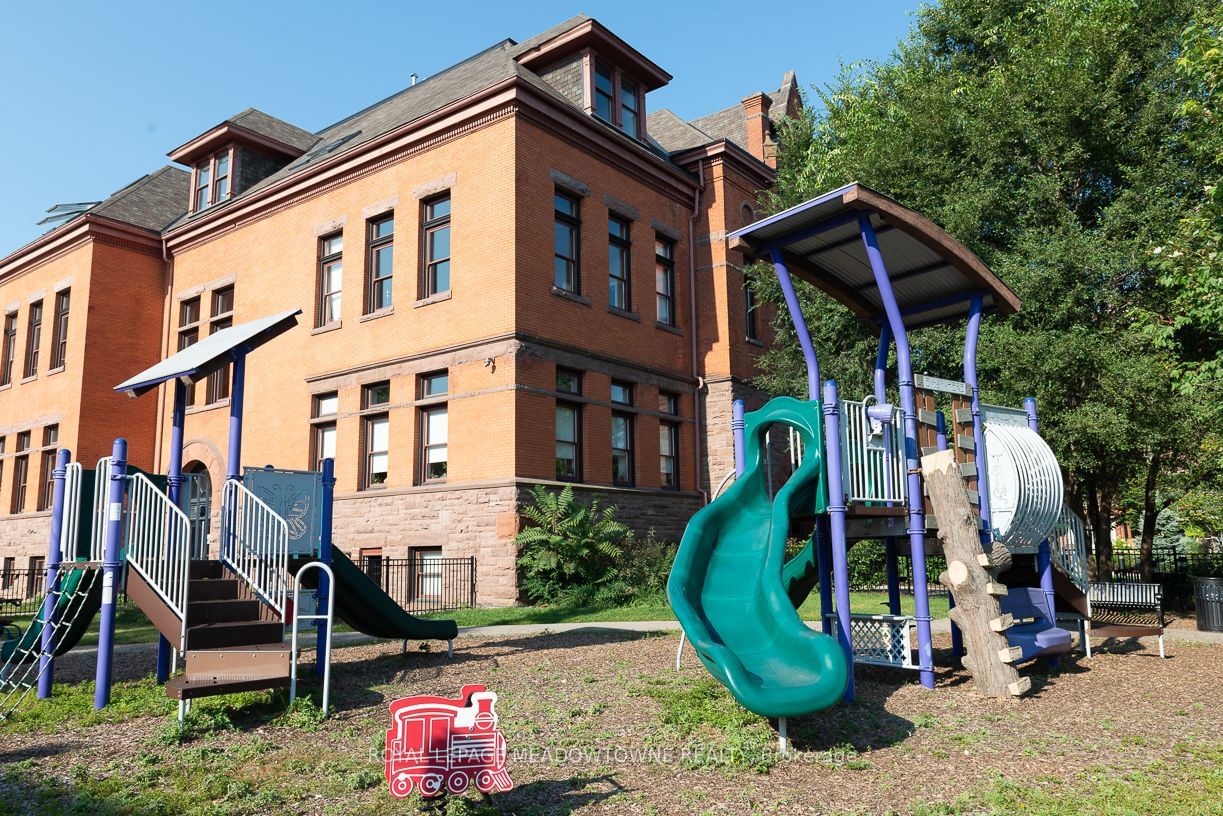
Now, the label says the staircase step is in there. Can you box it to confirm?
[189,560,223,580]
[187,599,261,624]
[186,621,282,651]
[165,672,290,701]
[185,643,291,676]
[188,578,240,601]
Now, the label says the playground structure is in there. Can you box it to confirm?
[0,309,457,720]
[669,183,1093,721]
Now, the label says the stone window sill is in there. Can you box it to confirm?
[359,307,394,324]
[415,291,453,308]
[0,383,10,393]
[551,286,590,306]
[655,321,683,336]
[47,366,66,377]
[746,337,764,348]
[20,375,37,385]
[608,306,640,322]
[186,398,230,416]
[312,321,342,336]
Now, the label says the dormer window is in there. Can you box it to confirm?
[192,149,233,212]
[588,59,644,139]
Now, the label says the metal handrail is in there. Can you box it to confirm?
[220,480,289,619]
[57,462,82,563]
[91,457,113,563]
[1049,505,1090,597]
[840,398,906,504]
[290,561,334,716]
[124,473,192,650]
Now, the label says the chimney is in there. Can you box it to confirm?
[740,92,772,165]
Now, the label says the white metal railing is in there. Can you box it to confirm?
[290,561,335,716]
[1050,505,1090,596]
[983,424,1063,550]
[840,398,906,504]
[57,462,83,563]
[221,479,289,619]
[91,457,113,562]
[124,473,192,649]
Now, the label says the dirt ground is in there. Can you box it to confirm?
[2,628,1220,815]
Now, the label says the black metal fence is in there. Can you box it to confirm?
[1109,548,1223,611]
[358,556,477,614]
[0,567,132,618]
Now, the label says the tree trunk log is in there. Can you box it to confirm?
[921,449,1028,698]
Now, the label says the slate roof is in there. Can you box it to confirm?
[648,70,800,156]
[89,166,190,233]
[227,108,317,153]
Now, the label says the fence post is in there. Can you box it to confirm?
[37,448,71,700]
[94,439,127,710]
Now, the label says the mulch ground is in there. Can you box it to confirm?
[2,628,1220,815]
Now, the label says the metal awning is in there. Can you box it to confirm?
[115,309,301,397]
[728,183,1020,328]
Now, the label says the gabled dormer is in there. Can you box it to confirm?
[515,18,671,143]
[168,108,316,214]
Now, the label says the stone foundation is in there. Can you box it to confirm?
[0,513,52,565]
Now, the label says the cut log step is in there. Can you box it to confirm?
[985,582,1008,597]
[1008,677,1032,696]
[998,645,1024,664]
[989,614,1015,632]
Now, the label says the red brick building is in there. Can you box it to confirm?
[0,16,798,603]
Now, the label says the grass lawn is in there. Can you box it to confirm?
[422,591,951,628]
[9,603,161,648]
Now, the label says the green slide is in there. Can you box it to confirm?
[289,550,458,641]
[668,397,848,717]
[1,564,102,663]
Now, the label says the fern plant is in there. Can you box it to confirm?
[515,484,633,605]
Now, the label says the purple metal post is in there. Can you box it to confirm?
[769,248,820,400]
[316,457,335,677]
[94,438,128,709]
[157,379,188,684]
[876,324,903,616]
[859,213,934,689]
[821,379,854,702]
[884,539,901,616]
[815,519,833,635]
[37,448,71,699]
[731,400,747,477]
[1024,396,1060,667]
[964,295,992,538]
[226,353,247,482]
[936,412,965,658]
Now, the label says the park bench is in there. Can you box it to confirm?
[1086,582,1167,658]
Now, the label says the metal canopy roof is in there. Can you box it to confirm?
[728,183,1020,328]
[115,309,301,398]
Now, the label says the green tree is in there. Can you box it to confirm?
[753,0,1222,578]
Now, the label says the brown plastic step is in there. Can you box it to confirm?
[165,672,290,701]
[188,578,240,601]
[185,620,283,651]
[189,560,224,580]
[185,643,291,676]
[187,598,261,624]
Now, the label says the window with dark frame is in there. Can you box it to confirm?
[418,371,448,484]
[554,191,580,293]
[1,556,12,591]
[744,275,759,342]
[1,312,16,386]
[316,233,343,327]
[10,431,30,514]
[608,216,631,311]
[193,150,231,212]
[194,161,211,211]
[594,61,615,122]
[177,297,201,405]
[212,151,231,203]
[310,392,338,472]
[610,380,633,406]
[620,76,639,137]
[411,546,444,600]
[23,301,41,379]
[655,237,675,326]
[555,367,582,481]
[611,381,634,485]
[360,382,390,489]
[366,214,395,313]
[660,420,679,490]
[50,290,70,370]
[205,287,234,404]
[37,425,58,511]
[420,195,451,298]
[0,437,6,511]
[25,556,43,597]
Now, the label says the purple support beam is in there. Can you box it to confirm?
[37,448,71,699]
[731,400,747,477]
[821,380,854,702]
[876,324,903,616]
[769,248,820,401]
[964,295,992,538]
[316,457,336,677]
[94,438,127,710]
[936,412,965,658]
[815,519,833,635]
[226,353,247,482]
[157,379,189,684]
[859,213,935,690]
[884,539,901,616]
[1025,397,1060,668]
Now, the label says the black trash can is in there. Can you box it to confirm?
[1192,576,1223,632]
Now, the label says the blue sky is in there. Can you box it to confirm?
[0,1,922,256]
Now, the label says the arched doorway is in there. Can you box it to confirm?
[183,461,212,559]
